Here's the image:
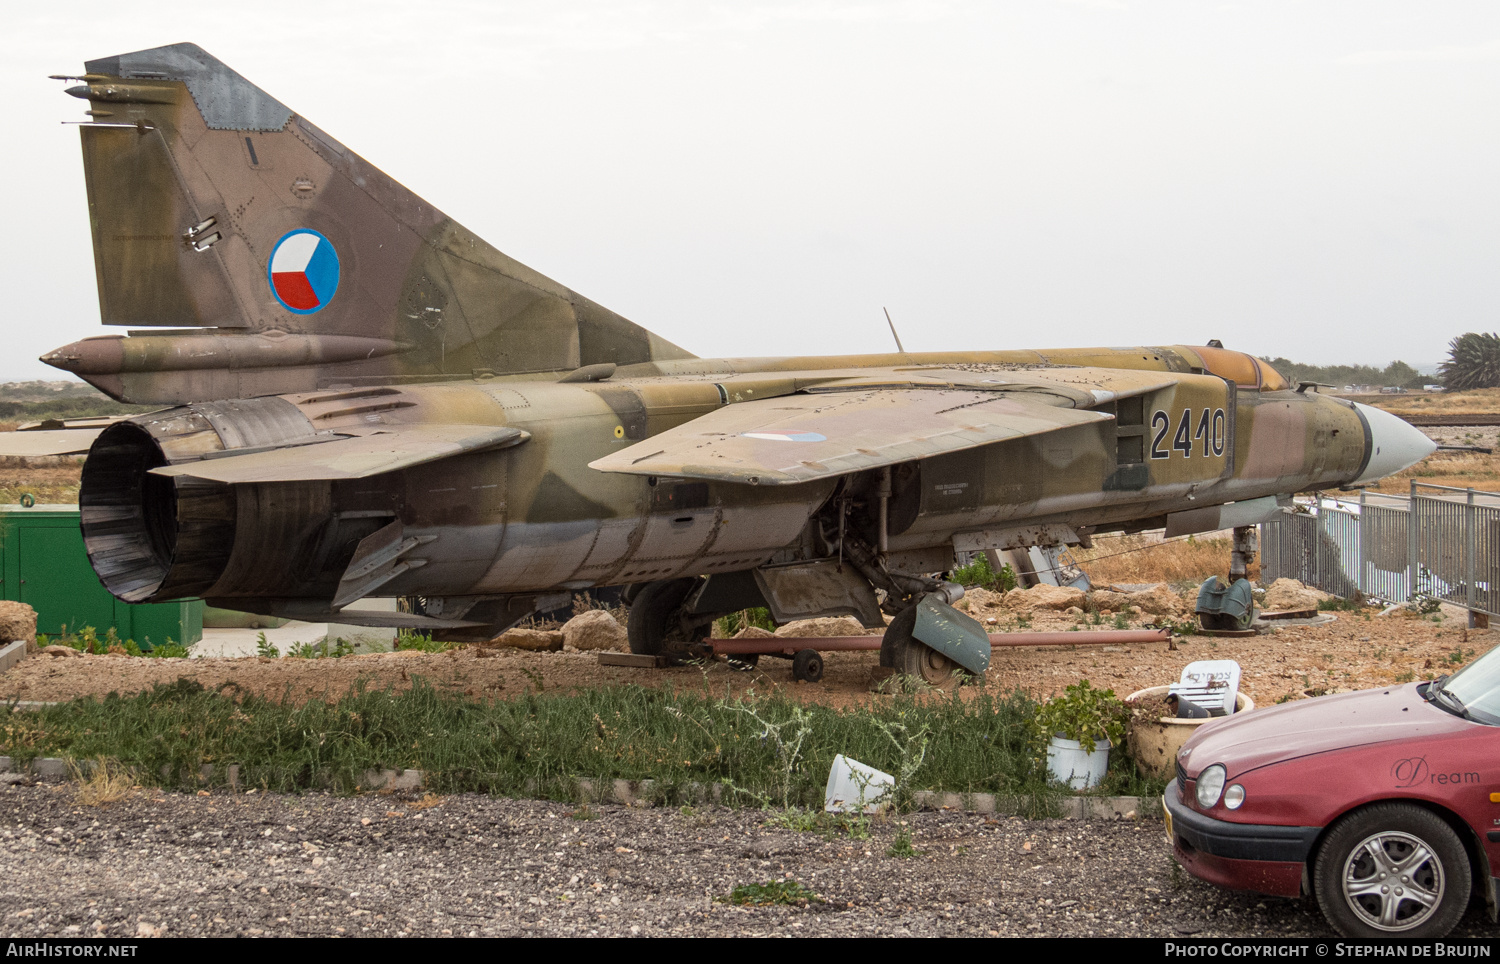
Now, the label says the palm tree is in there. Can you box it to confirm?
[1439,332,1500,391]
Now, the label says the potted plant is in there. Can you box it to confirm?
[1033,680,1130,789]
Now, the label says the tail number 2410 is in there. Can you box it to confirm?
[1150,408,1226,460]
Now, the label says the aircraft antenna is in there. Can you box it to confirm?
[883,307,906,353]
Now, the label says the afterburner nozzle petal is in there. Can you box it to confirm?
[1352,402,1437,485]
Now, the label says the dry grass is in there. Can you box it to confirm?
[408,792,445,810]
[72,759,137,807]
[0,455,83,504]
[1363,387,1500,416]
[1071,533,1241,586]
[1364,450,1500,495]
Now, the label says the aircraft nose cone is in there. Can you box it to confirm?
[1352,402,1438,485]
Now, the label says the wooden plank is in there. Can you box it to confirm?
[596,652,665,669]
[1257,608,1317,621]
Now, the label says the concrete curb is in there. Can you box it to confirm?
[0,641,27,675]
[0,755,1157,820]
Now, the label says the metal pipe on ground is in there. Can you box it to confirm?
[708,628,1169,656]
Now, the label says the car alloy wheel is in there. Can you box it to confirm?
[1314,803,1470,938]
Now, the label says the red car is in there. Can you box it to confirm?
[1165,645,1500,938]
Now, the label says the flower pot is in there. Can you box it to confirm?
[1046,735,1111,789]
[1124,685,1256,780]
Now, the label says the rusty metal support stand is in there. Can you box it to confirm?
[1229,525,1257,584]
[877,466,892,561]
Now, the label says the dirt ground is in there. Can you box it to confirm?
[3,602,1487,710]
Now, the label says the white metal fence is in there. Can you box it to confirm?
[1259,482,1500,617]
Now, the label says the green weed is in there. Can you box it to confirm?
[714,608,776,637]
[44,626,184,657]
[951,555,1017,594]
[886,823,924,859]
[0,680,1066,814]
[718,880,823,907]
[395,631,456,654]
[286,638,354,659]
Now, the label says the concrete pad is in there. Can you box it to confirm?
[326,598,399,651]
[189,621,329,658]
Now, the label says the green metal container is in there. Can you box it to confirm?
[0,504,202,648]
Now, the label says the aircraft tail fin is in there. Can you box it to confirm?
[61,43,693,402]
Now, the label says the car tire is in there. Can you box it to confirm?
[1313,802,1471,938]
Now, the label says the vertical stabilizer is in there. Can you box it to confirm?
[59,43,693,402]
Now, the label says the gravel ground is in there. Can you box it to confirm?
[0,782,1494,939]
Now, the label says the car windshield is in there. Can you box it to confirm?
[1438,643,1500,725]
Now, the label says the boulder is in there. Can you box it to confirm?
[957,588,1004,613]
[561,609,629,652]
[1002,584,1087,612]
[1262,578,1330,611]
[484,627,564,651]
[774,616,866,638]
[1087,590,1130,612]
[1124,584,1189,616]
[0,601,37,654]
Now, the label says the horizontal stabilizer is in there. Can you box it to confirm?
[152,423,528,483]
[589,389,1111,485]
[0,415,137,457]
[0,429,103,457]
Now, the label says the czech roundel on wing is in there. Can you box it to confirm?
[268,229,339,314]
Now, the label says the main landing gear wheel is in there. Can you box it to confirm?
[1313,803,1471,938]
[879,606,957,687]
[627,578,708,661]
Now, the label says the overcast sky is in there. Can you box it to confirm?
[4,1,1496,382]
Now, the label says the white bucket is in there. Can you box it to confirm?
[824,754,894,813]
[1046,736,1111,790]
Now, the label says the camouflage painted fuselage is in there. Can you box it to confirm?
[26,45,1429,632]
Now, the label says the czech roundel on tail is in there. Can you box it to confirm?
[15,45,1437,691]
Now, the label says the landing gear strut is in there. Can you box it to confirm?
[1196,525,1259,631]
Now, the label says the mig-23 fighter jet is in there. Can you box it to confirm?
[8,44,1435,684]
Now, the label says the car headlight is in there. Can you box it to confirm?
[1223,784,1245,810]
[1196,764,1226,808]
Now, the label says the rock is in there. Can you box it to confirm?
[0,601,37,654]
[484,628,564,651]
[1064,606,1083,616]
[561,609,629,652]
[957,588,1004,612]
[1088,590,1130,611]
[732,626,777,639]
[1262,578,1330,611]
[1123,584,1189,616]
[774,616,865,638]
[1002,584,1086,612]
[40,645,80,658]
